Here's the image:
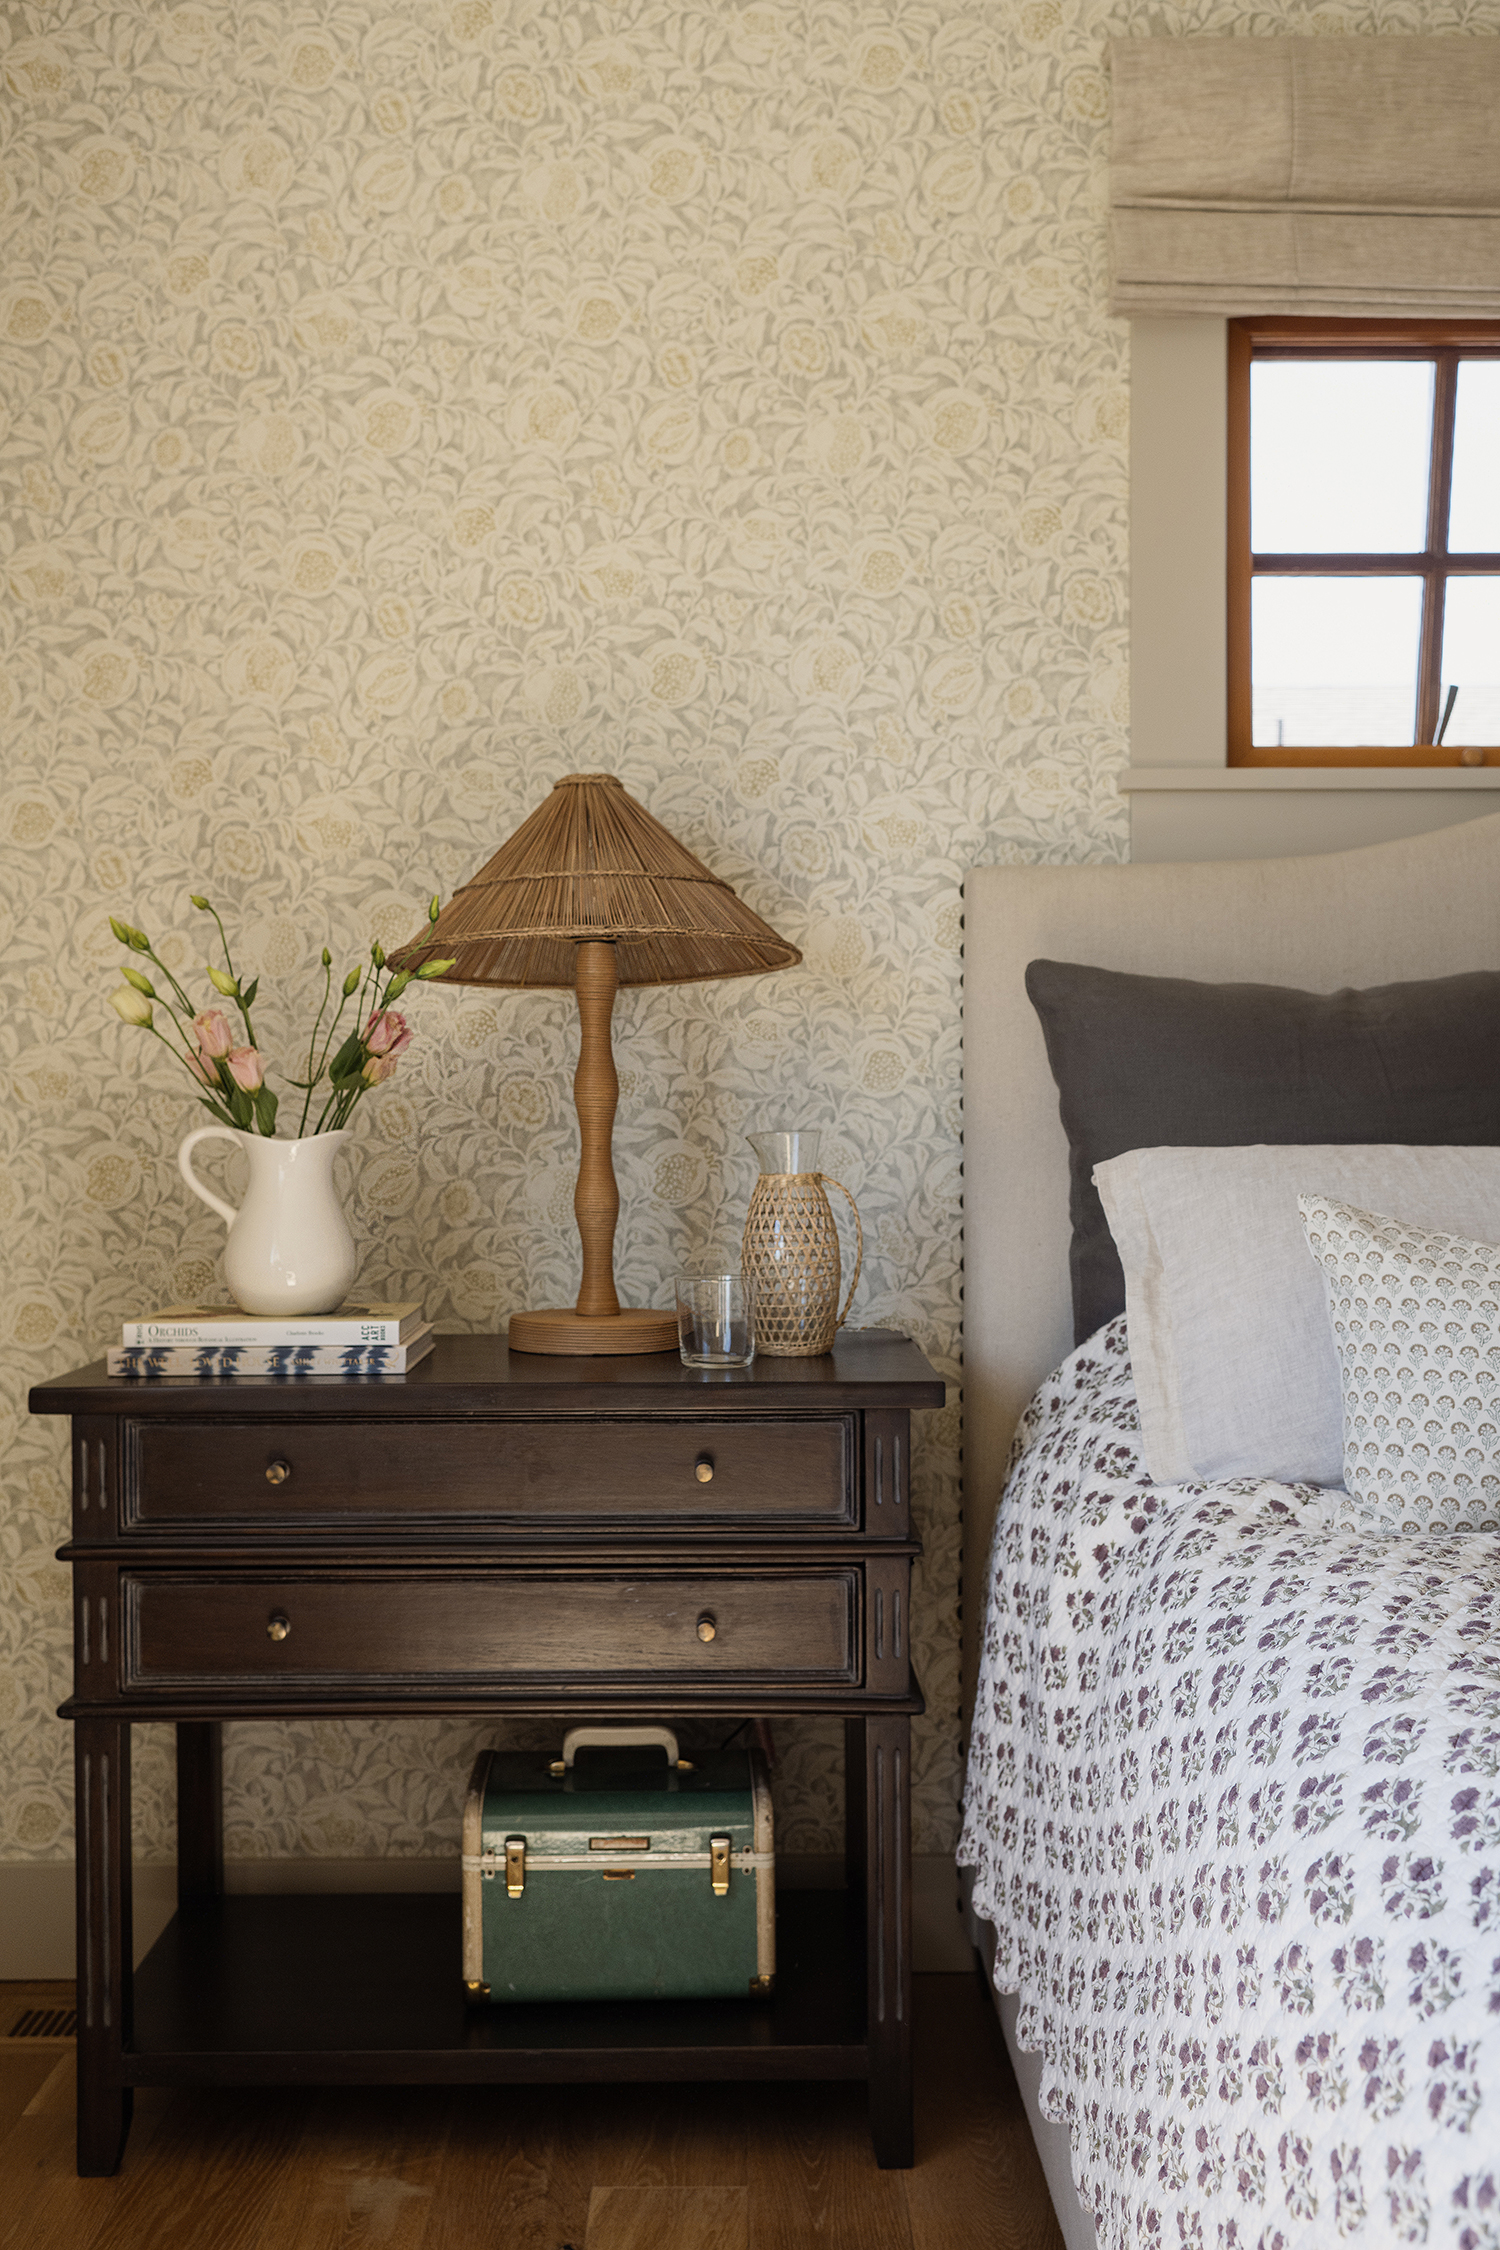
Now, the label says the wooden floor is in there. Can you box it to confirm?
[0,1975,1062,2250]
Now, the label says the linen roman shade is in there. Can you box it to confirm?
[1109,36,1500,317]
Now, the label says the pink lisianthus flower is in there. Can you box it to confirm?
[362,1052,399,1087]
[185,1049,217,1086]
[364,1008,412,1059]
[227,1047,264,1091]
[193,1009,234,1057]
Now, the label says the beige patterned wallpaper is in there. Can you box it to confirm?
[3,0,1487,1874]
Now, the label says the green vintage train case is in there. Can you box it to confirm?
[461,1725,774,2003]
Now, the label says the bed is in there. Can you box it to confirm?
[958,815,1500,2250]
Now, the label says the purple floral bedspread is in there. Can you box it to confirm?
[958,1318,1500,2250]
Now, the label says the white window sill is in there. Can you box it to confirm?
[1122,765,1500,793]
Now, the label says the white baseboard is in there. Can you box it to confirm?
[0,1853,972,1980]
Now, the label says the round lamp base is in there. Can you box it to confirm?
[507,1306,680,1356]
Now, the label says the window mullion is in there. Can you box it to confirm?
[1416,351,1458,744]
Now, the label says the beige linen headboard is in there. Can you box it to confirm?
[961,811,1500,1724]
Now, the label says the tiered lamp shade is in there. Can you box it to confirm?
[391,773,800,1357]
[395,772,801,989]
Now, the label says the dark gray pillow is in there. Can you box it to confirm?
[1025,960,1500,1345]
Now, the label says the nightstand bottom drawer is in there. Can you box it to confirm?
[122,1572,859,1690]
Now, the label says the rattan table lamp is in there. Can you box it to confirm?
[394,772,801,1355]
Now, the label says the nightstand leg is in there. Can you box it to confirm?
[176,1721,224,1909]
[844,1715,868,1893]
[860,1712,913,2168]
[74,1717,133,2176]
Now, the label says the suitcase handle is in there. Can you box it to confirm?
[560,1725,680,1769]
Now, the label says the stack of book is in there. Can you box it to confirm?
[108,1304,433,1380]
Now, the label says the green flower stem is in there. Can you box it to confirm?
[308,977,365,1136]
[310,980,355,1091]
[203,901,258,1047]
[316,1057,366,1136]
[298,957,334,1138]
[139,945,201,1026]
[140,1022,237,1127]
[358,954,379,1038]
[145,990,209,1070]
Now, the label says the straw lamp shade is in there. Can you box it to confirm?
[393,773,801,1355]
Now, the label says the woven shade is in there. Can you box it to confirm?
[1109,36,1500,317]
[393,772,801,989]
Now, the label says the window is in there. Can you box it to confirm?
[1228,321,1500,767]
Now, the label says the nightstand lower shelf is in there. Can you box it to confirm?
[126,1889,869,2084]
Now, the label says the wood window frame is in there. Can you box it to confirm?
[1227,317,1500,768]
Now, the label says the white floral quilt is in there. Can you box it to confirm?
[958,1318,1500,2250]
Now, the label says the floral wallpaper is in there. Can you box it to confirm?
[4,0,1486,1876]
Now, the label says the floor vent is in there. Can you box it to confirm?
[5,2008,77,2041]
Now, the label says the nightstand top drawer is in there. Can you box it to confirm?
[122,1415,856,1535]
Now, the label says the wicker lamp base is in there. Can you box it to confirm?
[507,1306,679,1356]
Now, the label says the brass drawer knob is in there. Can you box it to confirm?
[267,1611,291,1642]
[696,1612,717,1643]
[265,1461,291,1486]
[695,1456,714,1483]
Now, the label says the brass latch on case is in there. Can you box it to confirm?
[710,1834,730,1897]
[504,1836,525,1897]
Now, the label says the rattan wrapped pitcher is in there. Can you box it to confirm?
[740,1130,863,1357]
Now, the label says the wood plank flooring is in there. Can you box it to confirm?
[587,2185,749,2250]
[0,1976,1063,2250]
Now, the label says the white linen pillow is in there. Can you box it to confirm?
[1092,1145,1500,1486]
[1298,1194,1500,1533]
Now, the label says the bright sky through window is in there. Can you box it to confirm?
[1249,356,1500,751]
[1251,363,1432,554]
[1450,363,1500,553]
[1442,578,1500,747]
[1252,576,1422,748]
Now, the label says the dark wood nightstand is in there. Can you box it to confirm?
[31,1330,943,2177]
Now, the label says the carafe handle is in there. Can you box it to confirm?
[178,1126,243,1229]
[820,1176,864,1330]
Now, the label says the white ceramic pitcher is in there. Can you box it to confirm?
[178,1128,357,1316]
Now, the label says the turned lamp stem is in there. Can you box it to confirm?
[506,933,678,1354]
[573,940,621,1320]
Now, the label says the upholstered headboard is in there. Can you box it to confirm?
[961,812,1500,1723]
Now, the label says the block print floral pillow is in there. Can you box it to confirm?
[1299,1193,1500,1532]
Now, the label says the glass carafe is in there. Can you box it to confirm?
[741,1129,863,1357]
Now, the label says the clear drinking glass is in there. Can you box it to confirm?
[675,1275,757,1369]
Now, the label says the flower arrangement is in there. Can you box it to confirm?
[108,894,454,1138]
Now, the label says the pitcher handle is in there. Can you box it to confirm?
[820,1176,864,1331]
[178,1126,243,1229]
